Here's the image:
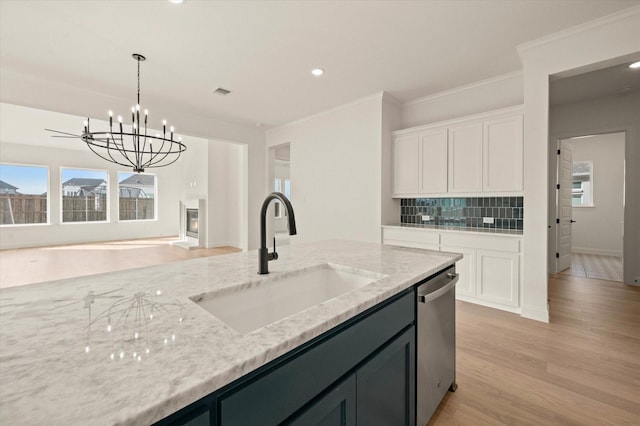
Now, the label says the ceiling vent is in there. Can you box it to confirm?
[213,87,231,96]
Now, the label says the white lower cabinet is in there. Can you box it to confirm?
[440,245,476,299]
[383,226,522,314]
[476,250,519,308]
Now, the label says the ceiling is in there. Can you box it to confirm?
[1,0,638,136]
[550,59,640,106]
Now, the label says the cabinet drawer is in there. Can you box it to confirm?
[440,233,520,253]
[218,291,414,426]
[383,227,440,249]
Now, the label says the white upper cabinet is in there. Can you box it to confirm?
[393,133,420,195]
[419,128,448,194]
[483,114,523,192]
[392,106,523,197]
[447,122,483,193]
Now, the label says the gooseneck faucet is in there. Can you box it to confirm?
[259,192,297,274]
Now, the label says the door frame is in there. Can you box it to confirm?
[548,127,629,277]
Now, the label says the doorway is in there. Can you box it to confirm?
[267,142,291,246]
[553,132,625,282]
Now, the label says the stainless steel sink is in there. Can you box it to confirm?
[190,263,386,333]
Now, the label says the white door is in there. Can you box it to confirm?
[448,122,483,193]
[557,140,574,272]
[419,128,448,194]
[483,114,523,192]
[393,133,420,195]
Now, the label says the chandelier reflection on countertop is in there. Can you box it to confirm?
[47,53,186,173]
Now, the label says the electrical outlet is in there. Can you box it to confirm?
[421,215,431,221]
[483,217,494,224]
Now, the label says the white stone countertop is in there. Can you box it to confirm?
[383,224,524,237]
[0,239,460,426]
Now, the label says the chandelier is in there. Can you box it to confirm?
[48,53,186,173]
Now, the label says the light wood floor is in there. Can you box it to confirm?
[560,253,623,282]
[429,273,640,425]
[0,237,241,288]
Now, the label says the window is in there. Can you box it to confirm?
[0,163,48,225]
[61,168,108,222]
[118,172,156,220]
[572,161,593,207]
[273,178,291,217]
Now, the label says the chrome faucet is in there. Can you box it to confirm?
[259,192,297,274]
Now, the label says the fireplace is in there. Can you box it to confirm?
[186,208,199,238]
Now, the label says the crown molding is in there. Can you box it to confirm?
[402,71,523,108]
[517,5,640,55]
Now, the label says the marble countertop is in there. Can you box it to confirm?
[0,240,460,426]
[383,224,524,237]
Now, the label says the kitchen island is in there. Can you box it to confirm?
[0,240,460,425]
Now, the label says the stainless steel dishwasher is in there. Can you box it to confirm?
[416,265,458,426]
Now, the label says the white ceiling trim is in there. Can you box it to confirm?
[402,71,524,108]
[517,4,640,54]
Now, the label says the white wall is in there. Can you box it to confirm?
[400,72,523,129]
[570,133,625,256]
[266,94,383,244]
[519,6,640,315]
[207,140,243,249]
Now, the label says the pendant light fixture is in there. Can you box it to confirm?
[48,53,186,173]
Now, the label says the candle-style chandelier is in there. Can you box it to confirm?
[47,53,186,173]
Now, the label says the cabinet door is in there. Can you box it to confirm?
[419,128,448,194]
[356,326,415,426]
[448,122,483,193]
[287,375,356,426]
[393,133,420,195]
[476,250,519,307]
[441,245,476,299]
[483,114,523,192]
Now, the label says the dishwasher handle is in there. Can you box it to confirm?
[418,273,459,304]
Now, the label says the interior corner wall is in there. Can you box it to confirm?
[520,6,640,321]
[206,139,243,249]
[265,95,383,244]
[570,133,625,256]
[399,72,524,129]
[381,96,401,230]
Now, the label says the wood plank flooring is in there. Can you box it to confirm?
[429,273,640,425]
[561,253,623,282]
[0,237,241,288]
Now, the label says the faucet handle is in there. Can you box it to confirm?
[272,237,278,260]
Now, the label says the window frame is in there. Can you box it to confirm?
[60,166,110,224]
[0,162,50,227]
[117,171,158,222]
[571,160,594,208]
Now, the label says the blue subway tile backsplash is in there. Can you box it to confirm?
[400,197,524,230]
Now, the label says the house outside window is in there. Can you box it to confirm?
[0,163,48,225]
[572,161,593,207]
[61,168,108,222]
[118,172,156,220]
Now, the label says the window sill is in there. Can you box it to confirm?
[573,205,595,208]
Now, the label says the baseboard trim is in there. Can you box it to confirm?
[521,305,549,323]
[572,247,622,257]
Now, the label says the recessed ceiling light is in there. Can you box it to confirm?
[311,68,324,77]
[629,61,640,69]
[168,0,184,4]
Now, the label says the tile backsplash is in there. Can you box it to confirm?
[400,197,524,230]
